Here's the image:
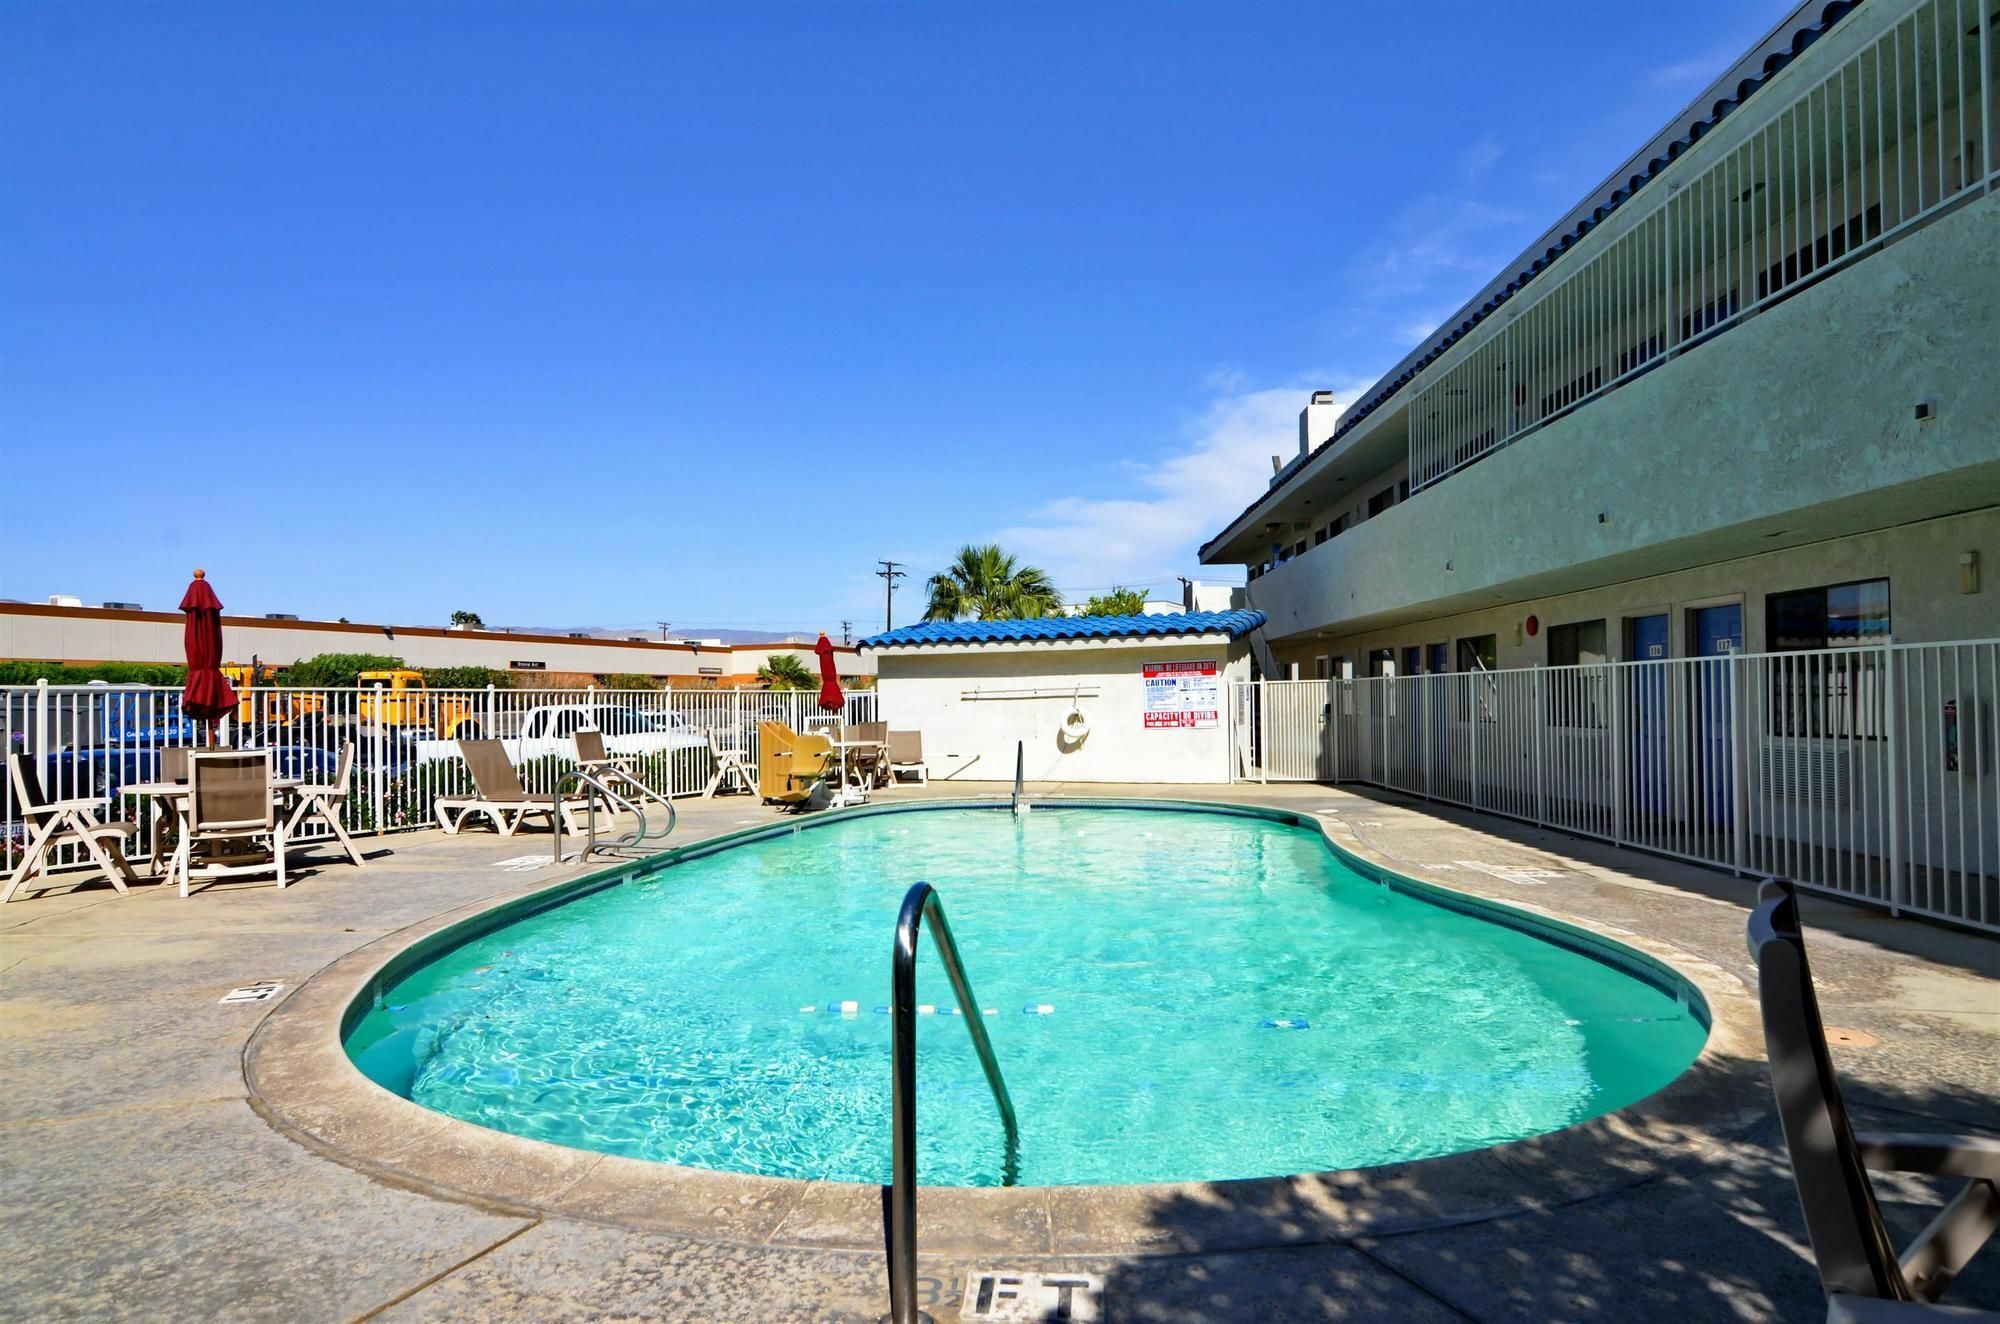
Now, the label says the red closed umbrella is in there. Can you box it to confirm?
[814,632,844,714]
[180,569,238,742]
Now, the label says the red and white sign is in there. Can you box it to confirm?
[1142,659,1220,729]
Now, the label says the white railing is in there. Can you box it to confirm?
[2,683,878,871]
[1407,0,1997,492]
[1236,638,2000,933]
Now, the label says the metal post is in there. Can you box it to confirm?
[1533,669,1548,827]
[1883,643,1904,915]
[1731,654,1751,873]
[32,678,49,794]
[369,684,386,836]
[1609,662,1628,846]
[1258,681,1269,785]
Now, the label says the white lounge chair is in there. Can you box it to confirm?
[1749,879,2000,1321]
[4,752,139,903]
[435,739,587,837]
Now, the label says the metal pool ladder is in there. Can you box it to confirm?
[885,881,1019,1324]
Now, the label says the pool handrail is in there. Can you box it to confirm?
[888,880,1019,1324]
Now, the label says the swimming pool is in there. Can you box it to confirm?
[345,803,1707,1187]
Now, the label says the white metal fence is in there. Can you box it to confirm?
[1236,639,2000,933]
[1408,0,1998,492]
[2,682,878,871]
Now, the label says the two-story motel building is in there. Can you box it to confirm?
[1204,0,1997,681]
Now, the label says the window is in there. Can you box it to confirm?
[1292,539,1307,558]
[1768,579,1890,651]
[1397,479,1410,503]
[1331,513,1350,537]
[1546,619,1607,726]
[1368,487,1396,518]
[1366,648,1395,677]
[1313,527,1327,546]
[1313,655,1330,680]
[1767,579,1890,738]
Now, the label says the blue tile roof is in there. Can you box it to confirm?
[861,610,1266,649]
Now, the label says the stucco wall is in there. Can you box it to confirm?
[1272,507,2000,672]
[872,638,1251,784]
[1248,191,2000,644]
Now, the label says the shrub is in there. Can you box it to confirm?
[0,660,188,686]
[421,666,511,690]
[281,653,404,688]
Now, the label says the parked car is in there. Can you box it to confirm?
[409,703,704,768]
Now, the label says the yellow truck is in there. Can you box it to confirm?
[221,663,326,731]
[355,670,482,739]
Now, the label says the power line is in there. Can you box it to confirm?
[875,561,907,632]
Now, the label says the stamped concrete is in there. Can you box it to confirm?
[2,781,1995,1322]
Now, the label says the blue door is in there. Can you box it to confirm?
[1627,615,1670,822]
[1690,605,1743,829]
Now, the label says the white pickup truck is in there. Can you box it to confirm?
[412,703,707,767]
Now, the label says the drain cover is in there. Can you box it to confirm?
[961,1271,1102,1321]
[220,982,283,1005]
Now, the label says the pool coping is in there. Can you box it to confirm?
[242,795,1770,1258]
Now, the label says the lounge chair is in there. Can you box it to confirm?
[887,730,929,786]
[435,739,588,837]
[285,742,364,867]
[757,721,835,808]
[3,752,140,903]
[1748,879,2000,1321]
[173,749,287,897]
[573,729,677,814]
[702,727,757,798]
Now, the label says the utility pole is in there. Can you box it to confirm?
[656,620,672,642]
[875,560,906,632]
[840,620,853,647]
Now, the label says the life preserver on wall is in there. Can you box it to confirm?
[1060,706,1091,745]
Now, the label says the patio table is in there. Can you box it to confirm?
[122,778,302,877]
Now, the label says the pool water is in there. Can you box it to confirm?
[346,806,1707,1186]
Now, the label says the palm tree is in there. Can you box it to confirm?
[1078,586,1149,617]
[923,544,1063,621]
[756,654,817,690]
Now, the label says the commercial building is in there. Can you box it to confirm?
[0,601,872,685]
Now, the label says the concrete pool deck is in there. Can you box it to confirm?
[3,781,1996,1322]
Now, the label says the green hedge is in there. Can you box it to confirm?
[0,661,188,686]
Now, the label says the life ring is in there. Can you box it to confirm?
[1060,707,1091,744]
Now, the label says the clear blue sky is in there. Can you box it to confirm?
[1,0,1792,636]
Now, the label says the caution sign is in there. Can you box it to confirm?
[1142,659,1220,729]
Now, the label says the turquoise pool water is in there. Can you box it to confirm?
[346,806,1707,1187]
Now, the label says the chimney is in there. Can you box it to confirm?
[1299,389,1339,457]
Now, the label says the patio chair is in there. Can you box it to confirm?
[173,749,287,897]
[285,742,364,867]
[887,730,929,786]
[702,727,757,798]
[1748,879,2000,1321]
[3,752,140,903]
[435,739,588,837]
[757,721,834,808]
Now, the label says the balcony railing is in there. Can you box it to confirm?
[1405,0,1996,494]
